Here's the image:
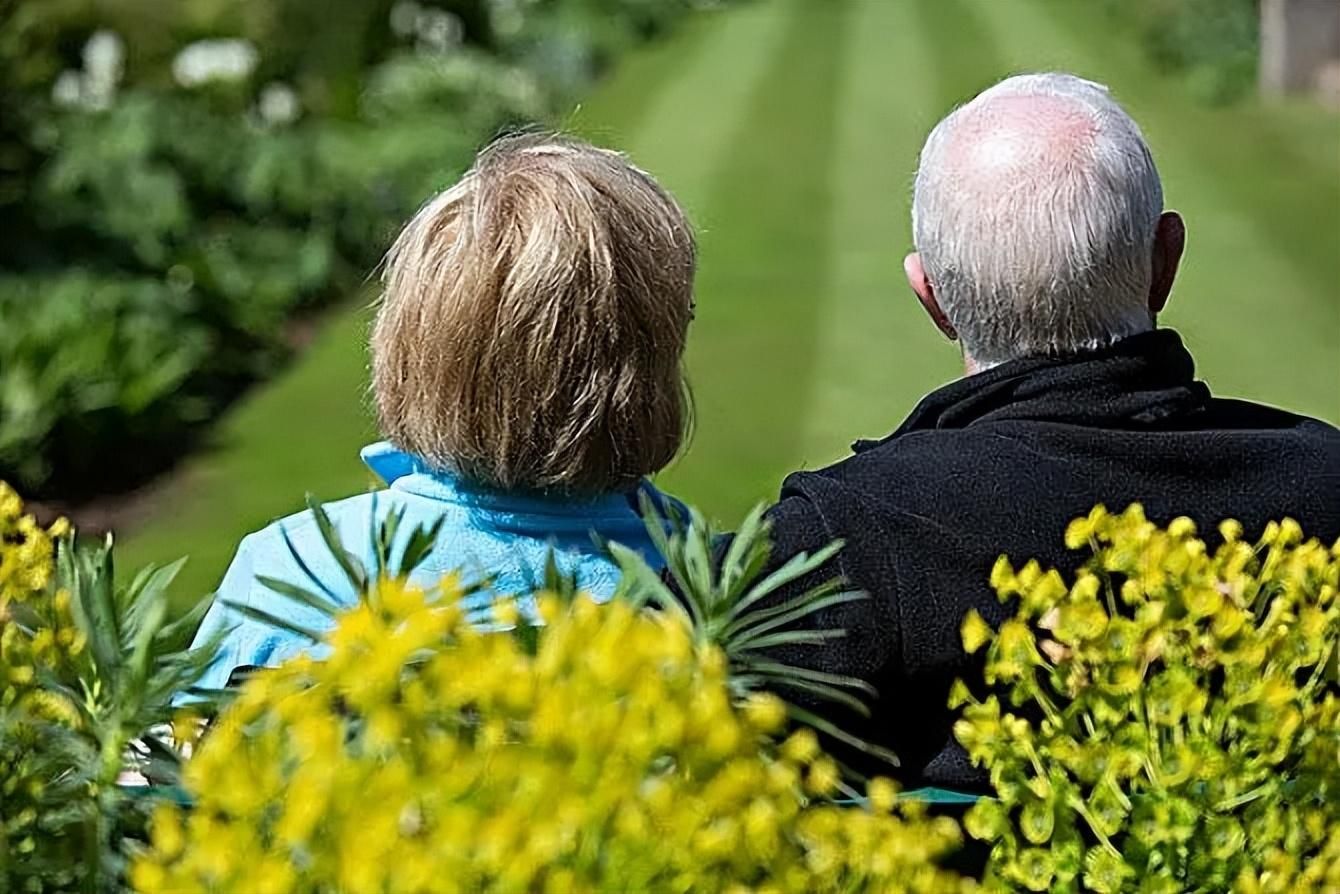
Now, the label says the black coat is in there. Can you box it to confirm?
[746,329,1340,792]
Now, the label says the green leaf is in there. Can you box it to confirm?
[730,627,848,653]
[786,703,900,768]
[729,540,845,621]
[278,520,341,602]
[256,574,343,619]
[736,657,879,699]
[122,556,188,643]
[305,495,367,592]
[126,596,168,690]
[719,503,769,600]
[60,536,122,681]
[724,587,865,643]
[153,594,214,652]
[396,515,446,579]
[222,600,325,644]
[608,541,687,620]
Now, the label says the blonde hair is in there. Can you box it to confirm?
[371,133,696,496]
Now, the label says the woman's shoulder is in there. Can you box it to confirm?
[231,492,410,595]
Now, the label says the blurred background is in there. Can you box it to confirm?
[1,0,1337,605]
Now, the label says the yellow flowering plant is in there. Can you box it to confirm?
[953,505,1340,893]
[133,500,972,893]
[0,482,220,892]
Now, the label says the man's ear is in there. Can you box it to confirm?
[1149,211,1185,316]
[904,252,957,341]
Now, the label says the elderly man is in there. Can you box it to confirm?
[748,72,1340,792]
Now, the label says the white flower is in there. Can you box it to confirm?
[415,9,463,54]
[489,0,527,39]
[53,30,125,110]
[257,81,301,126]
[172,38,260,89]
[390,1,422,38]
[82,30,125,92]
[51,70,84,107]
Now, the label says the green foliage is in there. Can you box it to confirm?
[1098,0,1259,105]
[0,484,220,892]
[0,273,212,491]
[953,506,1340,892]
[610,497,901,777]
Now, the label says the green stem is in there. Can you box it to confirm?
[1068,795,1123,860]
[1214,780,1276,812]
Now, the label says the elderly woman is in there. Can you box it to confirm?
[190,133,696,690]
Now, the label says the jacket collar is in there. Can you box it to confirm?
[360,441,672,524]
[855,329,1211,452]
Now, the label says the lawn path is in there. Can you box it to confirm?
[795,0,1000,467]
[644,0,856,516]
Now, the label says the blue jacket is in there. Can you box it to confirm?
[188,441,681,692]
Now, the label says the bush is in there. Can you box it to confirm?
[954,506,1340,891]
[133,586,967,893]
[1098,0,1259,105]
[2,487,969,892]
[0,484,218,890]
[4,487,1338,891]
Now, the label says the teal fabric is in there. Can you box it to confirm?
[899,787,981,804]
[836,788,981,808]
[187,442,682,692]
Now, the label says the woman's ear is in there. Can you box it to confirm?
[904,252,957,341]
[1149,211,1185,316]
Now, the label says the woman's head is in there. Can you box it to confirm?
[372,133,696,496]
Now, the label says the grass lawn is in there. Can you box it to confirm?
[120,0,1340,610]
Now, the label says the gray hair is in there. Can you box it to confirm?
[912,72,1164,367]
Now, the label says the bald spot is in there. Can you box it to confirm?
[941,94,1099,191]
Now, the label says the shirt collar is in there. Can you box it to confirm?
[853,329,1211,452]
[359,441,657,521]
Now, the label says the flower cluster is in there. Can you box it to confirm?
[135,577,971,893]
[0,480,80,718]
[954,505,1340,892]
[0,483,88,884]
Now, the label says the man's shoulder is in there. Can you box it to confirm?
[1202,396,1339,436]
[781,426,989,508]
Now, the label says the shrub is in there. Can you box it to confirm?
[953,505,1340,892]
[132,582,968,893]
[1097,0,1259,105]
[124,499,967,892]
[0,483,218,891]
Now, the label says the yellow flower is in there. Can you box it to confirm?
[961,609,994,654]
[868,777,898,814]
[781,728,821,764]
[1168,516,1197,540]
[132,564,969,893]
[743,692,788,733]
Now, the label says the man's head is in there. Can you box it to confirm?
[907,72,1185,371]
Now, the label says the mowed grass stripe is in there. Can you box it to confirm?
[797,0,978,466]
[121,14,767,609]
[969,0,1339,420]
[572,0,789,214]
[654,0,857,520]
